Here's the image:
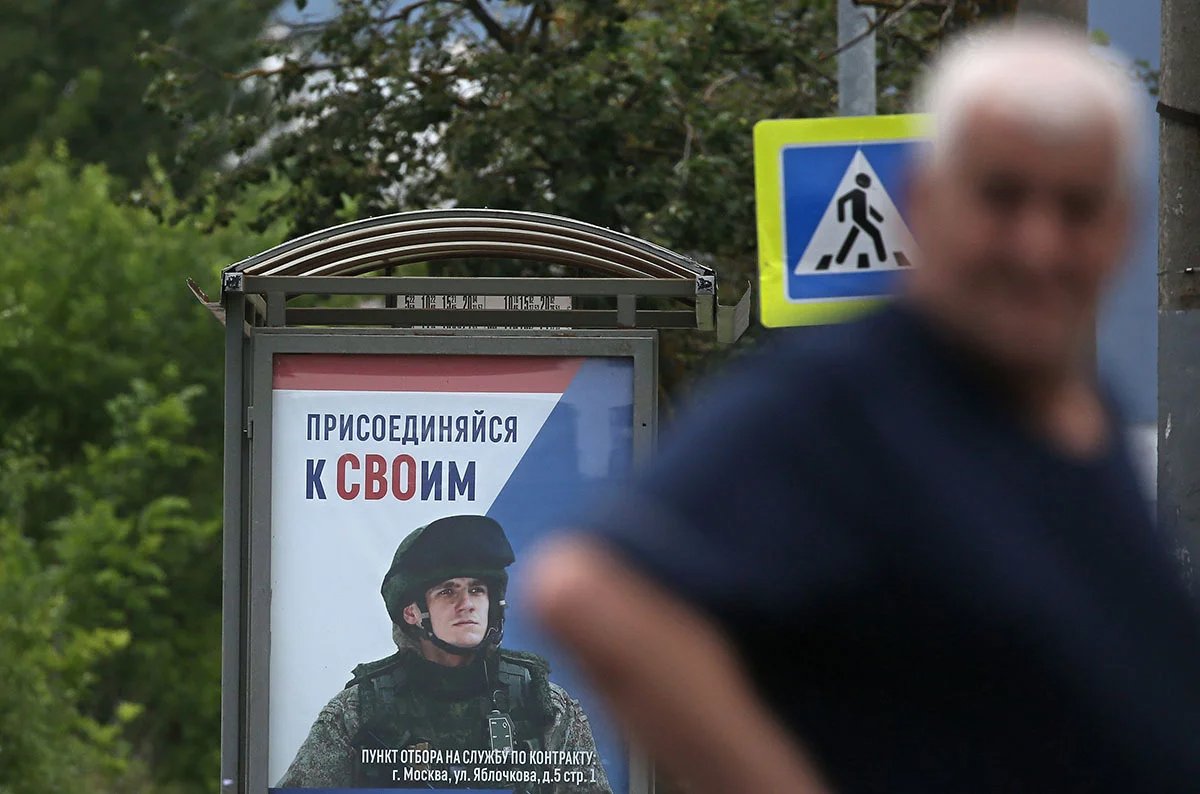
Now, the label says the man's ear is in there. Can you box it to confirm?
[402,602,423,626]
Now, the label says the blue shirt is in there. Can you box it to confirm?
[583,303,1200,793]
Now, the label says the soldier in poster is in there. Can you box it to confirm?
[277,514,612,792]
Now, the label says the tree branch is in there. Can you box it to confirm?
[701,72,739,102]
[227,60,348,81]
[819,0,924,60]
[853,0,944,10]
[460,0,516,51]
[149,42,229,79]
[378,0,443,27]
[519,3,540,43]
[717,44,837,90]
[940,0,958,27]
[273,20,335,36]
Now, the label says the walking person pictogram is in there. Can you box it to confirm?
[820,173,887,270]
[795,148,918,279]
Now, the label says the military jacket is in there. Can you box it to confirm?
[277,648,612,793]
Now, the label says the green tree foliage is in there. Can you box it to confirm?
[0,6,1022,792]
[0,147,287,792]
[51,378,224,788]
[0,514,135,794]
[0,0,277,185]
[156,1,1005,394]
[0,147,283,469]
[166,0,976,239]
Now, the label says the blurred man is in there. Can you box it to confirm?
[526,24,1200,794]
[278,515,610,792]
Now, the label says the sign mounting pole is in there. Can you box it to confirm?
[838,0,877,117]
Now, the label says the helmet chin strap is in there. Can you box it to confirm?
[417,596,507,656]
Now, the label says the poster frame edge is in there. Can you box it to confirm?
[234,328,659,794]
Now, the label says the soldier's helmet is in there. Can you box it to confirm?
[381,514,515,652]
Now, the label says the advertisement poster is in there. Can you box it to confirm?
[267,353,633,793]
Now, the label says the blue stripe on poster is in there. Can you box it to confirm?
[486,357,635,794]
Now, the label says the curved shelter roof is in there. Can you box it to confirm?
[216,209,748,341]
[225,209,712,281]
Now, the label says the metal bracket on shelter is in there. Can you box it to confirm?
[204,209,750,342]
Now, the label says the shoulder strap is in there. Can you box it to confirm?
[346,650,406,688]
[348,661,414,787]
[497,656,533,713]
[347,652,409,732]
[496,650,554,731]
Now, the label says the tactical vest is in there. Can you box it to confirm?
[348,649,555,791]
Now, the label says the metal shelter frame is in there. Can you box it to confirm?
[217,208,751,338]
[217,209,751,794]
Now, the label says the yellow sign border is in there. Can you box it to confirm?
[754,114,929,328]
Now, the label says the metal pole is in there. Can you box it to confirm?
[837,0,876,117]
[1015,0,1088,25]
[1159,0,1200,587]
[221,291,248,793]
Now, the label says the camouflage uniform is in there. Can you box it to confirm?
[276,643,612,792]
[277,515,613,792]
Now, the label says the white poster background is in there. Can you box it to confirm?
[268,388,561,784]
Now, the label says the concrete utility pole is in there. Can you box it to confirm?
[837,0,876,116]
[1159,0,1200,585]
[1015,0,1088,24]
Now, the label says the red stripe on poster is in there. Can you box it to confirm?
[273,354,585,393]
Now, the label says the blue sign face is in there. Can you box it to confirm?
[782,140,926,302]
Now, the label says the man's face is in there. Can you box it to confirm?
[410,577,490,648]
[907,105,1131,375]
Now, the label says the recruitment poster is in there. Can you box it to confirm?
[267,353,633,793]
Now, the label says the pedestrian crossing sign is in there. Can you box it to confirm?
[754,114,930,327]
